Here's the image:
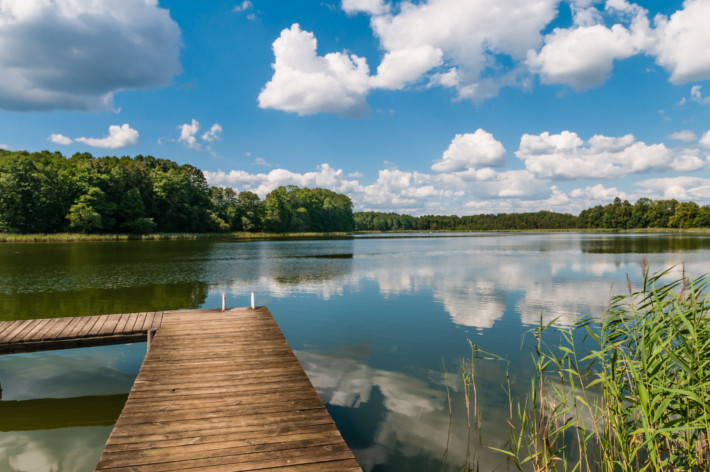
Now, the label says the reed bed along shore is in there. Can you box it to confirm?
[0,231,354,243]
[454,263,709,471]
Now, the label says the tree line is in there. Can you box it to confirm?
[0,150,354,234]
[354,210,577,231]
[3,150,708,235]
[355,197,710,231]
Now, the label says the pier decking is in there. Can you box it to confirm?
[0,308,362,471]
[0,311,163,354]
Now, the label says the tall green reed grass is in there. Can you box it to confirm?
[456,262,710,471]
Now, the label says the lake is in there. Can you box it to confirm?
[1,232,709,471]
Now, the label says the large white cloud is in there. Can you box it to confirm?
[258,24,371,117]
[0,0,181,112]
[431,130,506,172]
[527,24,644,89]
[635,177,710,200]
[525,0,710,89]
[651,0,710,84]
[370,45,443,90]
[369,0,558,99]
[75,124,139,149]
[516,131,705,179]
[260,1,710,115]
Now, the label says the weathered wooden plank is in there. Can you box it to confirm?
[113,313,130,334]
[37,317,65,340]
[87,314,110,336]
[1,319,33,343]
[101,424,341,453]
[96,435,347,469]
[99,313,124,336]
[0,319,18,337]
[65,315,98,339]
[124,312,143,333]
[54,315,84,339]
[96,443,354,472]
[138,311,155,333]
[17,318,52,342]
[151,311,163,331]
[102,417,336,447]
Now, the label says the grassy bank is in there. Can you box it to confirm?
[457,265,710,471]
[0,231,354,243]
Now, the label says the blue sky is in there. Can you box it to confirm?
[1,0,709,215]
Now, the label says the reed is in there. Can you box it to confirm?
[461,262,710,471]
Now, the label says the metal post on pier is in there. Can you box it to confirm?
[251,291,255,309]
[222,292,226,312]
[147,329,155,352]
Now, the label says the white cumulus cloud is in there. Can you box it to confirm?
[431,130,506,172]
[635,177,710,200]
[700,131,710,148]
[201,123,223,143]
[516,131,704,179]
[668,130,698,142]
[49,133,73,145]
[527,1,651,89]
[0,0,181,112]
[570,183,626,201]
[178,119,201,150]
[691,85,710,105]
[233,1,252,12]
[370,45,443,90]
[342,0,388,16]
[369,0,558,100]
[258,24,371,117]
[75,124,139,149]
[527,23,644,89]
[651,0,710,84]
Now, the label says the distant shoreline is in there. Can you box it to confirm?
[0,232,354,243]
[2,228,709,243]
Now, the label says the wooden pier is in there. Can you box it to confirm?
[0,311,163,354]
[0,308,362,471]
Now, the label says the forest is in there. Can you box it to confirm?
[2,150,709,235]
[0,150,354,234]
[355,197,710,231]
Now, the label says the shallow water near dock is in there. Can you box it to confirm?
[1,232,709,471]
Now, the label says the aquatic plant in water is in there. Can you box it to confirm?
[457,262,710,471]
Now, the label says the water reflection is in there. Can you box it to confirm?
[0,344,144,472]
[0,395,128,431]
[580,233,710,253]
[298,348,515,471]
[0,241,213,319]
[1,234,709,471]
[0,427,114,472]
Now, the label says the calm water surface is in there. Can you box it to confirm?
[1,233,709,471]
